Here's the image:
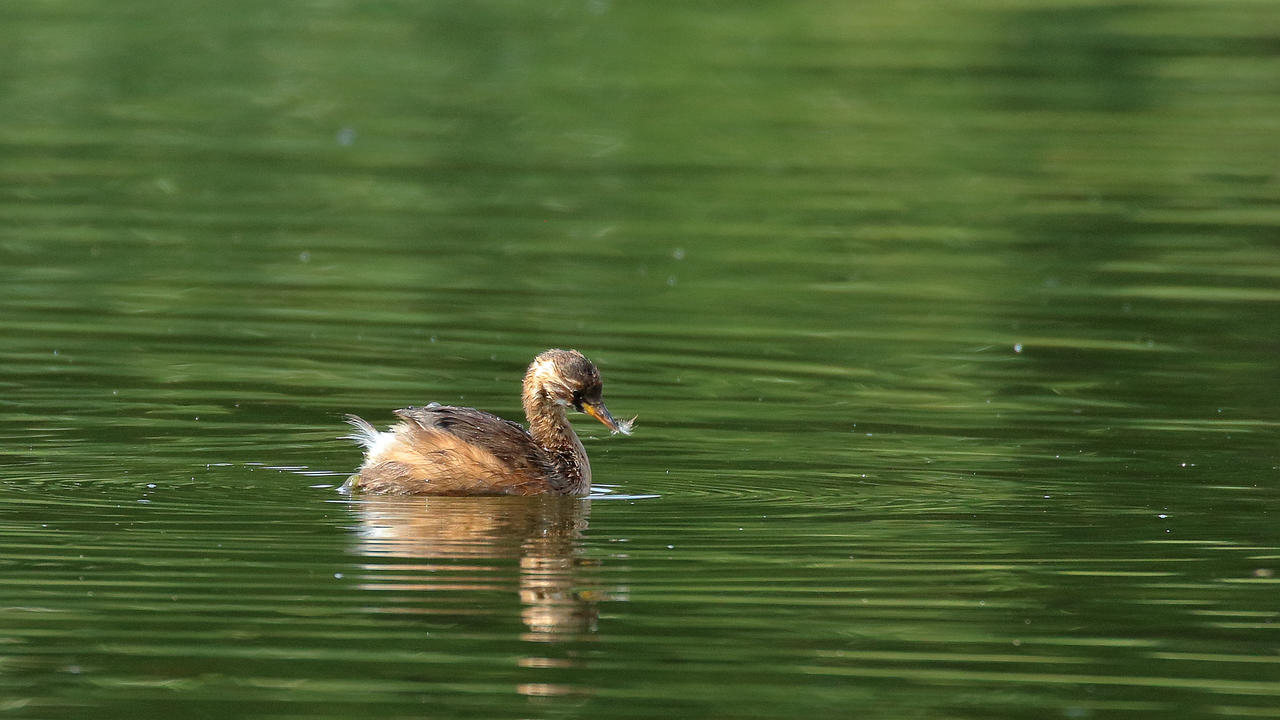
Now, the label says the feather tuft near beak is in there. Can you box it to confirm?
[582,400,635,436]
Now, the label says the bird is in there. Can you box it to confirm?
[343,349,633,496]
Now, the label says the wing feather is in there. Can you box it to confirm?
[351,405,559,495]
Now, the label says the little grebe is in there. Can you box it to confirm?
[344,349,633,496]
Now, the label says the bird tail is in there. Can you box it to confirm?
[341,414,381,449]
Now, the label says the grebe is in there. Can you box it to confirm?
[344,349,632,495]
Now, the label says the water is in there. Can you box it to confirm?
[2,1,1279,717]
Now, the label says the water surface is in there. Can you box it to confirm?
[1,1,1278,718]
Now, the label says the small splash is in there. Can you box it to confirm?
[588,484,658,500]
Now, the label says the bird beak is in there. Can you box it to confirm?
[582,400,634,436]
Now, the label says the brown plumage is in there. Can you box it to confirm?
[344,349,633,496]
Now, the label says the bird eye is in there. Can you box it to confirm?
[571,390,584,410]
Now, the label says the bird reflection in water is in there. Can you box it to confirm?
[350,494,603,643]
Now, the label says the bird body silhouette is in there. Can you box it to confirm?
[345,349,631,495]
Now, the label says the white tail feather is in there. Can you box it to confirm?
[341,414,381,449]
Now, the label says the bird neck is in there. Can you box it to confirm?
[522,382,591,493]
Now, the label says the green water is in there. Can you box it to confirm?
[2,1,1279,718]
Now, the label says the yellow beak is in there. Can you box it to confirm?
[583,399,636,436]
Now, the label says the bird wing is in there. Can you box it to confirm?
[393,405,533,448]
[387,405,560,490]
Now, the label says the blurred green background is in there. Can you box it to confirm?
[1,1,1278,718]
